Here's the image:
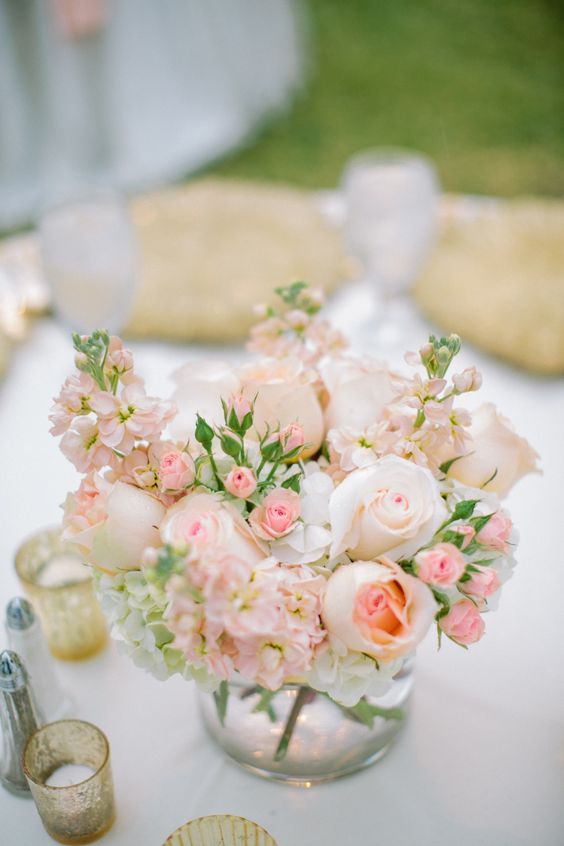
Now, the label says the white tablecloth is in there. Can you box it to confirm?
[1,286,563,846]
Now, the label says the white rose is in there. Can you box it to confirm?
[90,482,165,573]
[321,559,437,662]
[320,356,396,431]
[169,360,240,441]
[329,455,447,560]
[445,403,539,497]
[240,358,324,458]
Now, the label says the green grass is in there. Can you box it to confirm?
[209,0,564,196]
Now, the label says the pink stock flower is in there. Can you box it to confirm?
[50,372,96,435]
[60,417,114,472]
[159,450,195,492]
[450,524,476,550]
[224,466,257,499]
[91,383,175,453]
[249,488,301,540]
[477,512,512,553]
[105,337,135,383]
[463,565,501,599]
[227,394,252,425]
[452,367,482,394]
[234,628,313,689]
[415,543,467,587]
[440,599,485,645]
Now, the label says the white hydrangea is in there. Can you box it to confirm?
[307,635,402,707]
[95,570,219,691]
[271,463,333,564]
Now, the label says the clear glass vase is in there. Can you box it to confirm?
[198,661,413,784]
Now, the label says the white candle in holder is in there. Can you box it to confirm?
[45,764,95,787]
[36,555,91,588]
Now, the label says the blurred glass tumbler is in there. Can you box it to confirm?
[15,528,107,661]
[23,720,115,845]
[342,148,440,297]
[163,815,277,846]
[38,193,137,334]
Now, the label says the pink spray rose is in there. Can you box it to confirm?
[477,512,512,553]
[227,394,252,426]
[463,565,501,599]
[159,450,195,492]
[439,599,485,645]
[415,543,466,587]
[249,488,301,540]
[450,524,476,550]
[224,466,257,499]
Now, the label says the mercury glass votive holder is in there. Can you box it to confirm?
[163,815,277,846]
[14,528,107,660]
[23,720,115,845]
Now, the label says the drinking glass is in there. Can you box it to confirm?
[341,149,440,350]
[38,192,137,334]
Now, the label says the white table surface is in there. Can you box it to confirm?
[1,284,563,846]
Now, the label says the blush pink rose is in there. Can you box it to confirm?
[463,565,501,599]
[415,543,466,587]
[280,422,305,454]
[159,450,195,492]
[477,512,512,553]
[321,558,437,662]
[225,466,257,499]
[439,599,485,645]
[249,488,301,540]
[160,492,265,565]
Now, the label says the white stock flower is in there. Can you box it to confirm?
[307,635,402,707]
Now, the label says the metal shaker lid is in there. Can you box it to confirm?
[0,650,28,691]
[6,597,36,631]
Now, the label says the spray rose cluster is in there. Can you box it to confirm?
[51,284,538,717]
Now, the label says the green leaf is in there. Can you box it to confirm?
[195,414,214,449]
[470,513,494,532]
[439,455,465,475]
[346,698,405,728]
[281,473,302,492]
[440,529,466,549]
[431,589,450,607]
[452,499,480,520]
[260,438,282,461]
[252,688,277,723]
[213,680,229,727]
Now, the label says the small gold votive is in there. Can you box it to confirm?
[163,815,277,846]
[23,720,115,845]
[15,527,107,660]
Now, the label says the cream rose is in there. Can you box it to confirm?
[320,356,396,431]
[445,403,539,497]
[169,360,240,441]
[240,357,324,459]
[90,481,165,573]
[329,455,447,560]
[322,559,437,661]
[160,492,265,565]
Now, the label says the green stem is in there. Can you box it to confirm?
[274,686,311,762]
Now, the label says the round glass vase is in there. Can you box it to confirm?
[198,661,413,784]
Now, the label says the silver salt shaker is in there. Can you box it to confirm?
[6,597,72,721]
[0,650,43,795]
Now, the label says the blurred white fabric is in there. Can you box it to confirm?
[0,284,562,845]
[0,0,305,229]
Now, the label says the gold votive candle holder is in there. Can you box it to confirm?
[163,815,277,846]
[23,720,115,845]
[14,527,107,660]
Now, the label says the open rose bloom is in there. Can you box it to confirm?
[51,286,538,757]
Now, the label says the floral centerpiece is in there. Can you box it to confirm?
[50,283,538,780]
